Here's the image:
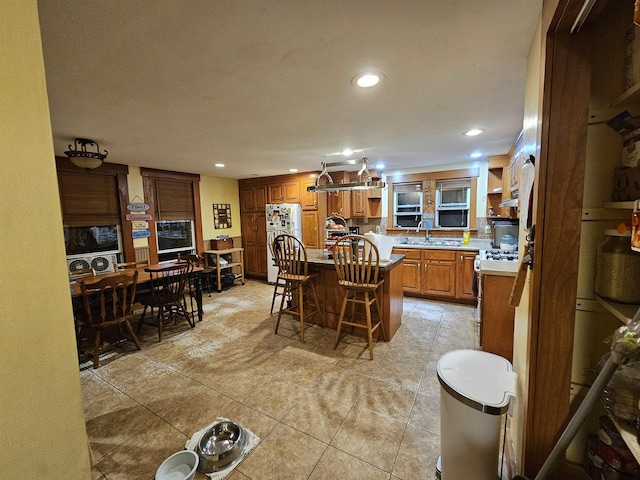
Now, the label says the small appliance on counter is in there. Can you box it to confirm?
[349,226,360,235]
[492,219,519,249]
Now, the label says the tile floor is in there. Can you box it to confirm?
[81,279,479,480]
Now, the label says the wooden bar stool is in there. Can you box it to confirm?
[268,229,289,315]
[273,233,321,342]
[332,234,386,360]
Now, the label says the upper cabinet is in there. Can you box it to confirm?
[300,178,318,210]
[486,154,512,219]
[268,180,300,204]
[240,184,267,212]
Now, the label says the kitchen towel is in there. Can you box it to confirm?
[185,417,261,479]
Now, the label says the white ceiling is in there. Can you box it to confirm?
[37,1,541,180]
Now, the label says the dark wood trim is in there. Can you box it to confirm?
[140,169,203,263]
[142,176,159,265]
[116,172,135,262]
[55,157,129,175]
[522,17,592,479]
[192,180,204,254]
[140,167,200,182]
[55,156,135,260]
[386,167,480,185]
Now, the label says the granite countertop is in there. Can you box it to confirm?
[306,249,404,270]
[391,239,492,252]
[478,259,518,277]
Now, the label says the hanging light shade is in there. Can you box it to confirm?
[65,138,108,169]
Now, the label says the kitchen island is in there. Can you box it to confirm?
[477,258,517,362]
[303,249,404,341]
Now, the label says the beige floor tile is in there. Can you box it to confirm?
[275,355,333,388]
[237,423,327,479]
[331,408,405,472]
[282,391,352,443]
[161,386,239,436]
[372,357,424,392]
[355,378,416,422]
[309,446,391,480]
[94,417,188,480]
[241,376,308,420]
[392,424,440,480]
[80,280,479,480]
[190,360,271,402]
[225,403,278,441]
[312,366,372,404]
[408,392,440,435]
[226,470,251,479]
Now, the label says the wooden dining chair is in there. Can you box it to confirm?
[273,233,321,342]
[332,234,386,359]
[114,259,150,270]
[76,271,141,368]
[69,267,95,279]
[178,253,215,297]
[137,262,194,341]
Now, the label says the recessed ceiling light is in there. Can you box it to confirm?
[469,152,483,158]
[464,129,485,137]
[341,148,353,156]
[375,162,386,170]
[289,168,298,173]
[214,163,225,167]
[351,72,385,88]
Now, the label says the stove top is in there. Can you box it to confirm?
[480,249,519,261]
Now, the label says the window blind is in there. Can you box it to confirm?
[394,182,422,193]
[58,171,120,225]
[154,179,195,220]
[436,178,471,189]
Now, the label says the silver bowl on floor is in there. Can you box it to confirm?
[196,421,247,473]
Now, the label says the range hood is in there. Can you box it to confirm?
[499,197,519,208]
[306,154,386,193]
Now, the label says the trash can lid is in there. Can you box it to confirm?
[437,349,517,415]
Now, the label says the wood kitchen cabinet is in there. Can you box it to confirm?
[301,210,319,249]
[300,178,318,210]
[423,250,456,297]
[393,247,477,303]
[268,180,299,204]
[479,273,514,362]
[240,212,267,277]
[456,251,477,301]
[327,171,350,217]
[240,184,267,212]
[395,248,422,293]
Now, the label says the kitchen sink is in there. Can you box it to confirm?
[397,239,462,247]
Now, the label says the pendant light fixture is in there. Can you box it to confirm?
[65,138,108,169]
[306,153,386,193]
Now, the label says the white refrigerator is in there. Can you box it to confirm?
[266,203,302,283]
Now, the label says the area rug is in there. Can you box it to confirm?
[185,417,261,479]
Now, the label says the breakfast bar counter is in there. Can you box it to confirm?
[303,249,404,340]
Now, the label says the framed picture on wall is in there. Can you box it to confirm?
[213,204,231,229]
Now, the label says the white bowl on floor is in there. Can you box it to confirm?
[155,450,199,480]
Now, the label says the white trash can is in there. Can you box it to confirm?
[437,349,516,479]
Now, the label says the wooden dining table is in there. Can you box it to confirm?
[70,261,205,322]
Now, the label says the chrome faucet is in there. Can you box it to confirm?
[416,220,431,241]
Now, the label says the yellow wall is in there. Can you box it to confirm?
[0,2,91,478]
[123,167,240,249]
[512,14,541,472]
[199,175,241,240]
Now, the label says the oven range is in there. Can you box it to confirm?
[474,248,519,273]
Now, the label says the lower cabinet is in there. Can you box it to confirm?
[423,250,456,297]
[393,247,478,302]
[241,212,267,278]
[478,273,515,362]
[302,211,319,249]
